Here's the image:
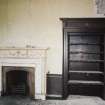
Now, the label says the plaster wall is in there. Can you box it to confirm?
[0,0,94,74]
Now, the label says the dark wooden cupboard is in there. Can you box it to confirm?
[61,18,105,99]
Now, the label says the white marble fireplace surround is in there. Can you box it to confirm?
[0,47,48,100]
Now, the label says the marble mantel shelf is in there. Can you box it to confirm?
[0,47,49,58]
[0,47,49,50]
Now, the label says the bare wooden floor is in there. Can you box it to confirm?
[0,95,105,105]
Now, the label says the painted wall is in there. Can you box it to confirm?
[0,0,94,74]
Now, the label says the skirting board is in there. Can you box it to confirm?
[46,94,62,99]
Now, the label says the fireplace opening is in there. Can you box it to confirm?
[6,70,29,95]
[2,66,35,98]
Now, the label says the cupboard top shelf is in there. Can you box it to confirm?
[70,60,104,63]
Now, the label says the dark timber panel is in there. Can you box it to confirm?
[61,18,105,99]
[47,74,62,99]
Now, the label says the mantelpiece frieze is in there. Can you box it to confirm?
[0,47,49,58]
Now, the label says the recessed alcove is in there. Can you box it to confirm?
[61,18,105,99]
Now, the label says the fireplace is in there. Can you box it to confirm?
[0,47,48,100]
[2,66,35,97]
